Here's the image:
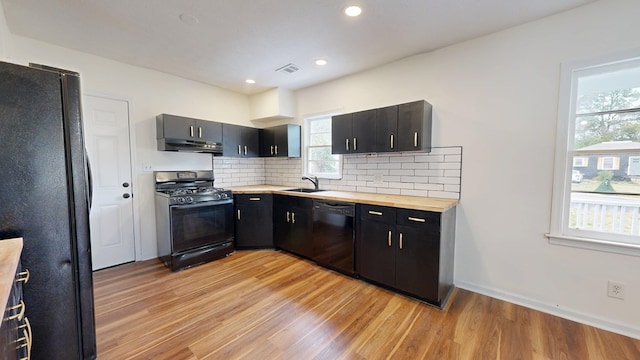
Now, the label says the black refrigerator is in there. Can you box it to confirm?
[0,61,97,359]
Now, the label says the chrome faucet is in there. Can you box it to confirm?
[301,175,319,190]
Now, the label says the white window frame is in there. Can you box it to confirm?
[304,113,342,180]
[547,49,640,256]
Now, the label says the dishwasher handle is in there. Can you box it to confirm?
[313,201,355,217]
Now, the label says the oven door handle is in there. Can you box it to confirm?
[170,199,233,210]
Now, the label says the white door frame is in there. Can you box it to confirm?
[83,91,142,262]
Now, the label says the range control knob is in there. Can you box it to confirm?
[177,197,185,204]
[185,196,193,203]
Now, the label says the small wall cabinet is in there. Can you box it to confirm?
[222,124,260,157]
[156,114,222,144]
[260,124,301,158]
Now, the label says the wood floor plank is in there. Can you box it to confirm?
[93,250,640,359]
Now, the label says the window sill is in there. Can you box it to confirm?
[545,233,640,257]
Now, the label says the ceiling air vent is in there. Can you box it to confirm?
[275,63,300,74]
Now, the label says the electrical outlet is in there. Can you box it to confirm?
[607,281,625,300]
[142,164,153,172]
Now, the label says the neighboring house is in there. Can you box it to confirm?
[573,141,640,180]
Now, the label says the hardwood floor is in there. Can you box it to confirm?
[93,250,640,359]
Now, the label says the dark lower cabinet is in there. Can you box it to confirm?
[273,195,313,258]
[357,204,455,308]
[234,194,273,248]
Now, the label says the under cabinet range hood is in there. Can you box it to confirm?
[157,137,223,154]
[156,114,224,154]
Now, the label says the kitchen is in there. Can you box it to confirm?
[1,0,640,359]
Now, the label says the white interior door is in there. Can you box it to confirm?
[83,94,135,270]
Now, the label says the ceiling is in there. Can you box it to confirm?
[1,0,596,95]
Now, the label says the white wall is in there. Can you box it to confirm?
[295,0,640,338]
[0,0,10,58]
[6,35,250,261]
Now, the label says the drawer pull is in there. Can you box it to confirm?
[237,209,241,220]
[368,210,383,216]
[387,231,392,247]
[408,217,426,223]
[16,269,30,284]
[7,300,25,321]
[414,132,418,147]
[249,197,261,201]
[390,134,394,149]
[399,233,403,249]
[286,211,290,223]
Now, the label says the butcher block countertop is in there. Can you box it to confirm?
[228,185,458,212]
[0,238,22,312]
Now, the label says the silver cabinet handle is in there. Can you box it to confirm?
[237,209,241,220]
[399,233,403,249]
[244,145,248,155]
[408,217,426,223]
[249,197,261,201]
[238,145,241,155]
[291,212,296,224]
[368,210,383,216]
[275,145,278,155]
[414,132,418,147]
[346,138,349,151]
[388,231,392,247]
[353,137,357,151]
[286,211,290,223]
[190,125,194,137]
[198,127,202,138]
[390,134,394,149]
[16,269,30,284]
[7,300,25,321]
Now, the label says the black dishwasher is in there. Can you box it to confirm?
[312,200,356,276]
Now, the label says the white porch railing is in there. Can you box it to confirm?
[570,195,640,235]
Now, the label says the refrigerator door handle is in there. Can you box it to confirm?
[85,148,93,209]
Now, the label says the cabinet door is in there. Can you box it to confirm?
[358,218,395,287]
[289,205,313,258]
[242,127,260,157]
[273,196,292,250]
[395,224,440,301]
[236,202,273,248]
[331,113,352,154]
[222,123,243,157]
[352,109,376,153]
[259,128,276,156]
[272,125,289,157]
[375,105,398,152]
[160,114,194,139]
[397,101,432,151]
[196,119,223,143]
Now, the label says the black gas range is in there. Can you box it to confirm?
[154,170,234,271]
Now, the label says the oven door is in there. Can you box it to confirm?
[169,199,234,253]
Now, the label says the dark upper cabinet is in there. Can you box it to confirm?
[397,100,432,152]
[331,110,376,154]
[273,195,313,258]
[157,113,222,143]
[222,123,260,157]
[234,194,273,248]
[331,100,432,154]
[260,124,301,157]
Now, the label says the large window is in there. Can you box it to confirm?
[549,51,640,254]
[304,114,342,179]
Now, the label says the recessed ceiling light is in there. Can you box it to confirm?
[179,13,199,26]
[315,59,328,66]
[344,6,362,17]
[245,79,256,84]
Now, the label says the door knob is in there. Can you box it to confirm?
[122,182,130,188]
[123,193,131,199]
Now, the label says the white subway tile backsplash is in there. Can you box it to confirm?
[215,146,462,200]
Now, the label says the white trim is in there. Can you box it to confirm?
[455,280,640,340]
[303,113,343,180]
[546,233,640,257]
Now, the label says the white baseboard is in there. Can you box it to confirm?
[455,281,640,340]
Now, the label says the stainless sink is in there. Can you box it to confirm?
[284,188,324,193]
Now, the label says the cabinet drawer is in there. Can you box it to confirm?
[234,194,272,205]
[359,204,396,224]
[396,208,440,229]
